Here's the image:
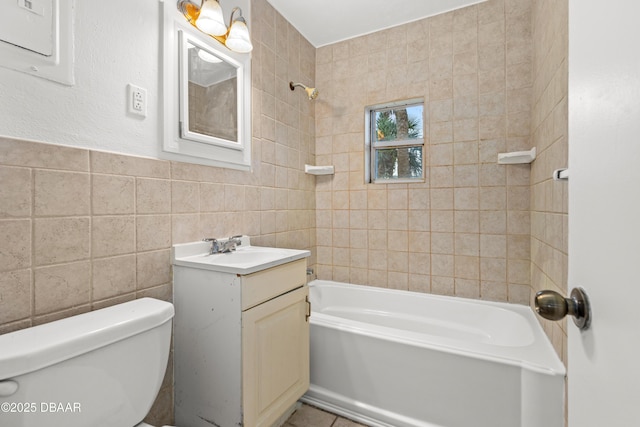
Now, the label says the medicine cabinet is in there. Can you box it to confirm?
[161,0,252,170]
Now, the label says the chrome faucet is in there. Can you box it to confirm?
[203,237,220,255]
[203,235,243,254]
[221,235,243,253]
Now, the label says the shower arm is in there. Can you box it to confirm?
[289,81,319,100]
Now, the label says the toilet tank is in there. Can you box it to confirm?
[0,298,174,427]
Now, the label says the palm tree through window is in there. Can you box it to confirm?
[366,100,424,183]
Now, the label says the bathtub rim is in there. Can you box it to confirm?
[308,279,566,377]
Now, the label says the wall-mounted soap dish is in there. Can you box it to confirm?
[304,164,334,175]
[497,147,536,164]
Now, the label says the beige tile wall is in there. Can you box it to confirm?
[0,1,315,423]
[531,0,569,364]
[314,0,533,304]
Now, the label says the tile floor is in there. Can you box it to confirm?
[284,403,368,427]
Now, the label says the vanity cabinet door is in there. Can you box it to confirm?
[242,285,310,427]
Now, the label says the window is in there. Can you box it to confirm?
[365,99,424,183]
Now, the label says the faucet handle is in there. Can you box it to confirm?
[202,238,220,255]
[229,235,243,245]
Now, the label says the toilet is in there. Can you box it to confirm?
[0,298,175,427]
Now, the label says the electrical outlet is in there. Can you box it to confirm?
[127,84,147,117]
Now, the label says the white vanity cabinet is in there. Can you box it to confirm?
[173,240,310,427]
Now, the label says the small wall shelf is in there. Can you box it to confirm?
[304,164,334,175]
[497,147,536,164]
[553,168,569,181]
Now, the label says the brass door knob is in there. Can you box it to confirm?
[534,287,591,330]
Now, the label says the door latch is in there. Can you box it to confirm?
[534,287,591,330]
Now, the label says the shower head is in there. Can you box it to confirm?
[289,81,319,100]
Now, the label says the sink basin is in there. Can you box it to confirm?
[172,238,310,275]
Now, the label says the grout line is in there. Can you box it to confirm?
[30,167,35,323]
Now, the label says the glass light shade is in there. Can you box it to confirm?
[195,0,227,36]
[225,19,253,53]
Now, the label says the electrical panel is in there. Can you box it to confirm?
[0,0,74,85]
[0,0,54,56]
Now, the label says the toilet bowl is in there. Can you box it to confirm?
[0,298,175,427]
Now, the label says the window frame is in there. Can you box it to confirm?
[364,98,426,184]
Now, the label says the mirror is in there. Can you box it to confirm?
[185,42,238,142]
[179,30,243,148]
[162,1,252,171]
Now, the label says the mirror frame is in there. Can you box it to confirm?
[161,0,252,171]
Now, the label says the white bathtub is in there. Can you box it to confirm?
[302,280,566,427]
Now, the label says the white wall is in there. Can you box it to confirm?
[0,0,250,161]
[0,0,162,157]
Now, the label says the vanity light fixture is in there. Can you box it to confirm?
[177,0,254,53]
